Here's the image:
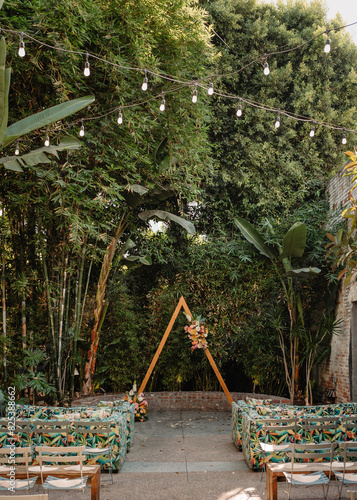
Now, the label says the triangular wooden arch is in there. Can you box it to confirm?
[139,296,233,405]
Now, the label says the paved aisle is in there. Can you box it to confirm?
[102,410,264,500]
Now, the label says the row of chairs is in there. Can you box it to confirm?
[0,444,111,495]
[259,415,357,499]
[279,441,357,500]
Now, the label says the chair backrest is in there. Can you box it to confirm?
[261,417,298,442]
[287,441,337,470]
[35,445,86,466]
[73,420,112,438]
[301,415,340,441]
[0,446,33,466]
[34,420,70,447]
[339,440,357,462]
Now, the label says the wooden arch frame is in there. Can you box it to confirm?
[138,296,233,405]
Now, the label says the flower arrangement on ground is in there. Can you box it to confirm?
[124,382,148,422]
[184,314,208,351]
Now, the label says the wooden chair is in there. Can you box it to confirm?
[283,441,337,500]
[0,446,37,492]
[259,417,298,479]
[335,441,357,499]
[73,421,114,483]
[35,445,88,494]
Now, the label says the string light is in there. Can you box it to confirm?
[159,96,166,112]
[14,141,20,156]
[84,53,90,77]
[192,85,198,103]
[274,113,281,129]
[117,109,123,125]
[18,32,25,57]
[342,130,347,145]
[309,124,316,138]
[44,131,50,147]
[263,61,270,76]
[208,81,214,96]
[142,70,148,91]
[236,102,243,117]
[324,32,331,54]
[79,121,85,137]
[2,25,356,142]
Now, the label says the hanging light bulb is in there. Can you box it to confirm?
[159,97,166,112]
[44,134,50,147]
[117,109,123,125]
[18,32,25,58]
[324,35,331,54]
[192,86,198,104]
[84,53,90,77]
[309,125,316,138]
[79,122,85,137]
[342,131,347,145]
[141,71,148,91]
[263,61,270,76]
[15,141,20,156]
[274,114,281,129]
[208,81,214,96]
[236,103,243,117]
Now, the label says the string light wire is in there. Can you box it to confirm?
[1,22,356,138]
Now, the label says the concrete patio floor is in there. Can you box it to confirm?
[4,410,356,499]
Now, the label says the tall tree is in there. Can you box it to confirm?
[198,0,357,230]
[0,0,217,398]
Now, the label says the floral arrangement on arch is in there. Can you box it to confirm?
[124,382,148,422]
[184,314,208,351]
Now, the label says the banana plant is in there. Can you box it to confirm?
[234,216,320,402]
[0,37,95,172]
[82,183,195,395]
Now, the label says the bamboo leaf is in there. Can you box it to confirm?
[234,216,275,259]
[139,209,195,235]
[2,96,95,146]
[326,233,336,243]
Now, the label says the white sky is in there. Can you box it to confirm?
[325,0,357,43]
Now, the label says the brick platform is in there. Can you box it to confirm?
[73,391,289,411]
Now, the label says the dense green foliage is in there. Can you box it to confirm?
[0,0,352,402]
[197,0,357,229]
[0,0,217,400]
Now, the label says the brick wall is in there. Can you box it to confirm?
[319,166,354,402]
[73,391,290,411]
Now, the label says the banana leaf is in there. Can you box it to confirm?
[2,96,95,146]
[279,222,306,260]
[0,136,81,172]
[234,216,275,259]
[139,209,195,235]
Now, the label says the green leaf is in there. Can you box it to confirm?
[280,222,306,260]
[286,267,321,279]
[234,216,275,259]
[139,209,195,235]
[2,96,95,146]
[0,136,81,171]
